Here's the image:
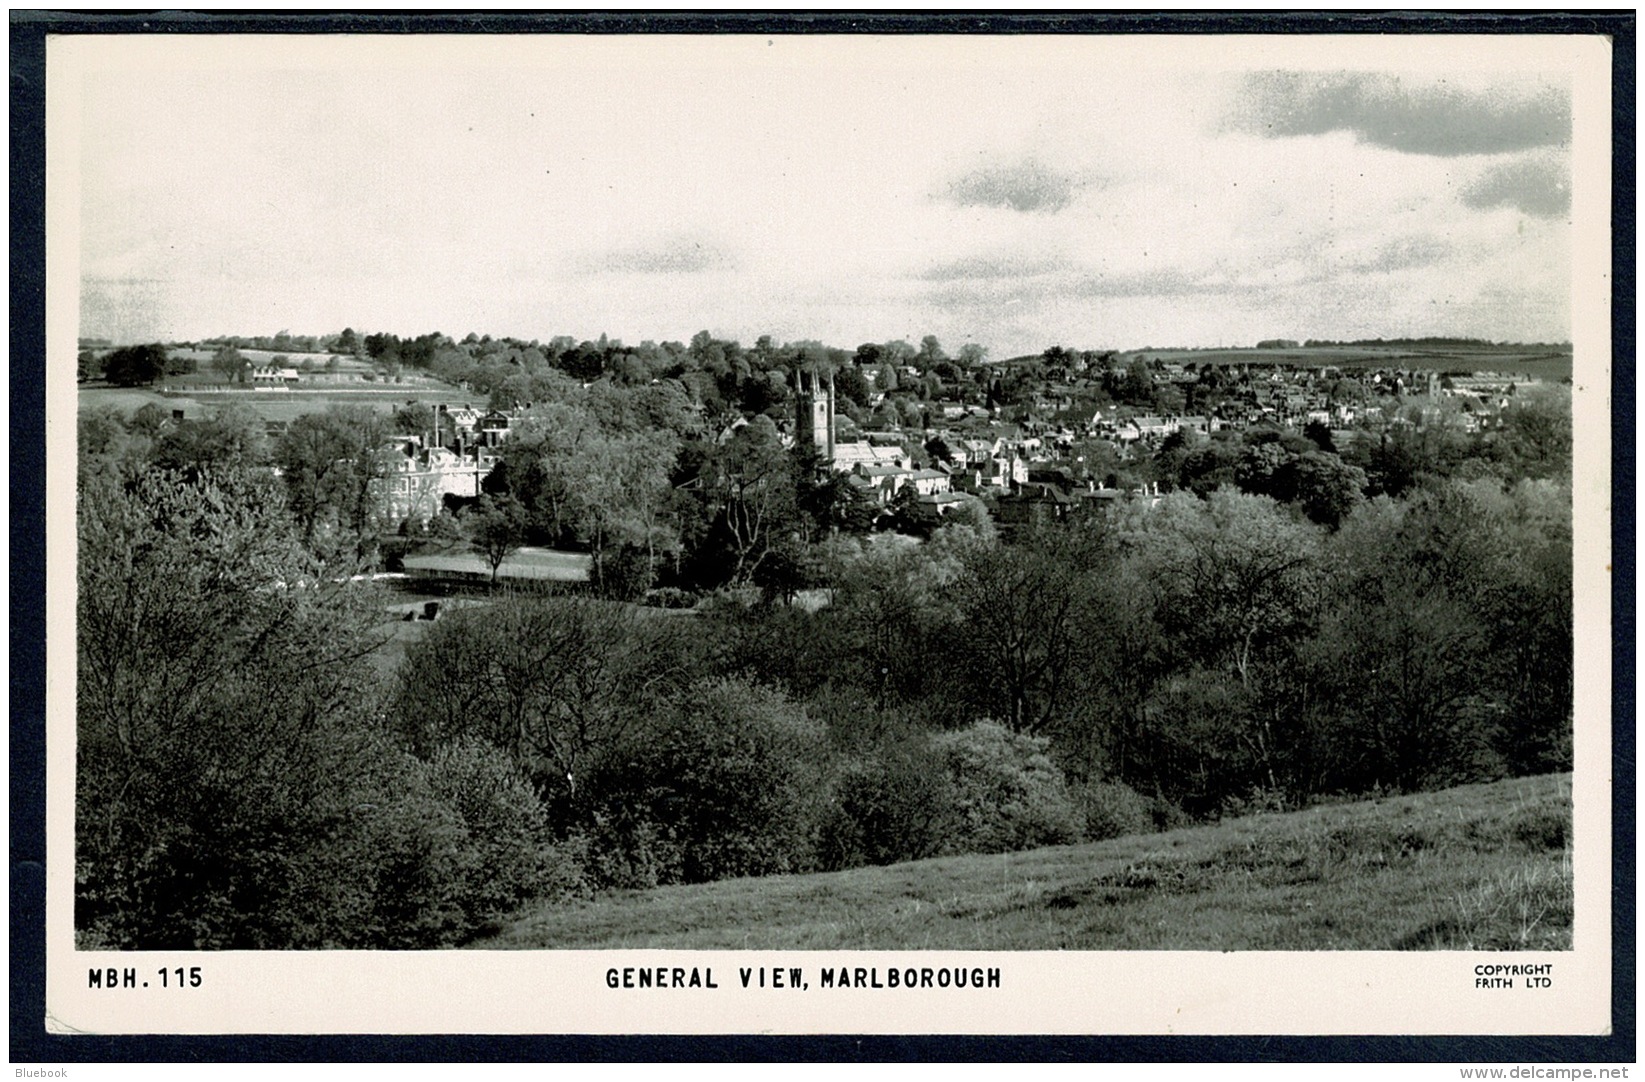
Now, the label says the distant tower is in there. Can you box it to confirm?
[795,369,836,461]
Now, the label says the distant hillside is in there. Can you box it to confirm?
[999,343,1573,381]
[1122,345,1572,381]
[479,773,1571,952]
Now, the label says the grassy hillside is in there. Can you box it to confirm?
[478,773,1572,952]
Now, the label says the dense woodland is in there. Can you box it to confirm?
[76,329,1573,949]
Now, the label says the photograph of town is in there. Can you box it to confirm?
[68,32,1583,958]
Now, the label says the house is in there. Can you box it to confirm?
[251,365,299,385]
[905,468,952,497]
[1456,396,1498,432]
[476,409,512,446]
[374,436,491,525]
[962,452,1028,490]
[993,482,1075,535]
[959,438,998,466]
[434,404,482,449]
[908,490,972,525]
[853,463,912,504]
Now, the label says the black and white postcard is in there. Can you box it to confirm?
[40,25,1617,1040]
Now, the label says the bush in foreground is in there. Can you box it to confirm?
[930,721,1084,856]
[817,739,952,870]
[1077,779,1158,841]
[584,678,828,887]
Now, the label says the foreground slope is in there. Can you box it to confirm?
[478,774,1573,951]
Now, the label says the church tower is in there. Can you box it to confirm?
[795,368,835,462]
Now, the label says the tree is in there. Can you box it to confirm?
[150,403,272,476]
[75,466,454,948]
[463,494,527,583]
[102,343,169,387]
[392,401,438,437]
[571,429,679,585]
[1236,442,1367,529]
[1118,358,1154,406]
[394,595,695,801]
[834,365,873,409]
[1303,419,1336,453]
[929,721,1083,855]
[488,404,599,544]
[1129,490,1324,689]
[916,335,947,366]
[950,529,1107,735]
[1321,479,1573,789]
[78,408,137,466]
[1282,451,1367,529]
[1488,391,1572,481]
[698,415,798,585]
[210,345,250,383]
[819,735,953,869]
[273,406,393,557]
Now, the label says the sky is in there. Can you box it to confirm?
[63,34,1588,357]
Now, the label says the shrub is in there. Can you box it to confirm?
[930,721,1083,855]
[423,737,574,928]
[586,678,828,885]
[1218,785,1291,819]
[594,543,653,601]
[563,814,684,893]
[817,739,952,870]
[1078,779,1156,841]
[642,586,699,609]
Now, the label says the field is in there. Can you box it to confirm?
[163,347,375,373]
[478,773,1572,951]
[361,551,594,680]
[78,382,472,423]
[1123,345,1573,382]
[401,547,593,583]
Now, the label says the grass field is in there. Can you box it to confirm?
[1124,346,1573,382]
[360,550,593,681]
[478,773,1572,951]
[402,547,592,583]
[78,382,472,422]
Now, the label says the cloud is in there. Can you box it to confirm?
[1231,72,1570,157]
[927,266,1217,313]
[1347,236,1453,274]
[585,236,736,275]
[940,160,1088,213]
[920,253,1067,282]
[1461,156,1571,218]
[1075,268,1220,298]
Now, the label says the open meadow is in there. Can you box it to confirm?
[478,773,1572,952]
[78,381,473,423]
